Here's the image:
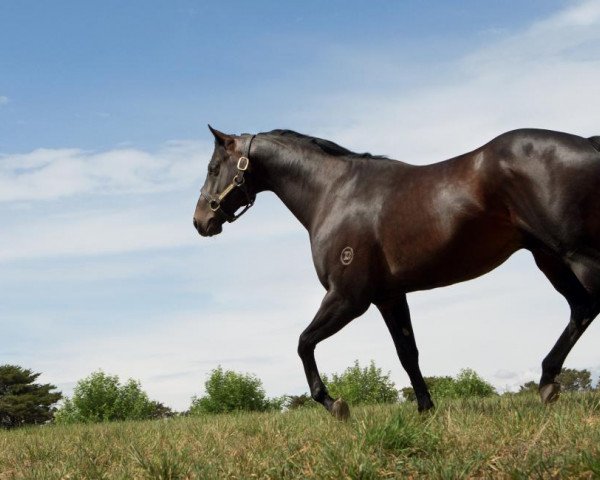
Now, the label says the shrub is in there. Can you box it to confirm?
[322,360,398,405]
[189,366,269,414]
[284,393,316,410]
[401,368,496,401]
[265,395,286,412]
[453,368,497,398]
[0,365,62,428]
[54,371,155,423]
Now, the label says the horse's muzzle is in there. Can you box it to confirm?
[193,217,223,237]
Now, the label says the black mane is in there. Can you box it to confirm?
[263,129,386,159]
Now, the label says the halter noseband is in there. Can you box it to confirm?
[201,135,256,223]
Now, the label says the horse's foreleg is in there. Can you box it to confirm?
[297,291,368,420]
[376,295,434,412]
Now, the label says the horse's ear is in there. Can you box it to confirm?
[208,124,234,149]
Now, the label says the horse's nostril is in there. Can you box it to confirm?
[193,218,198,230]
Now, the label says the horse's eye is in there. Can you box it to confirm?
[208,164,219,176]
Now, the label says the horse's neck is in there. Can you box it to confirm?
[254,137,345,231]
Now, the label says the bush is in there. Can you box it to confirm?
[265,395,286,412]
[401,376,456,402]
[0,365,62,428]
[54,371,155,423]
[284,393,316,410]
[189,366,270,414]
[453,368,497,398]
[401,368,496,401]
[322,360,398,405]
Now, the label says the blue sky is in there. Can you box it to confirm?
[1,0,565,151]
[1,0,600,410]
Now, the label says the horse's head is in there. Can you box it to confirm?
[193,126,257,237]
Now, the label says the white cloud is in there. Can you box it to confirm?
[0,193,300,261]
[465,0,600,67]
[0,208,193,261]
[306,0,600,164]
[0,96,8,106]
[0,140,212,202]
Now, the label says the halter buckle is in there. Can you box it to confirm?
[237,156,249,171]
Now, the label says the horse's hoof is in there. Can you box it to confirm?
[418,398,435,413]
[331,398,350,421]
[539,382,560,404]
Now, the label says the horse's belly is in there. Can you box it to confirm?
[384,214,521,292]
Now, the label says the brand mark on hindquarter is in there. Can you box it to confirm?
[340,247,354,265]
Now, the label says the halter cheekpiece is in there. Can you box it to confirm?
[201,135,256,223]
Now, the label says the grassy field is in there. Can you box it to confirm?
[1,393,600,479]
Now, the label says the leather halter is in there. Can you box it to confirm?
[201,135,256,223]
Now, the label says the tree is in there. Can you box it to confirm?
[516,369,593,395]
[147,401,176,419]
[54,371,155,423]
[0,365,62,429]
[322,360,398,405]
[518,381,538,394]
[188,366,269,414]
[401,369,496,401]
[557,368,592,392]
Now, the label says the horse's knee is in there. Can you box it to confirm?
[297,333,314,358]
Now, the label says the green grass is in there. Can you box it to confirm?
[2,393,600,479]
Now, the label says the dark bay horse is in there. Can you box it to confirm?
[193,126,600,419]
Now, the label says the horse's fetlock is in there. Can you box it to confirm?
[311,386,327,403]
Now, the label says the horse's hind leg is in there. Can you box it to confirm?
[533,250,600,403]
[376,295,434,411]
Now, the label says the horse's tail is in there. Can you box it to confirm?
[589,136,600,152]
